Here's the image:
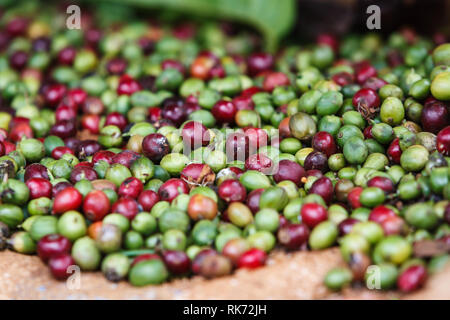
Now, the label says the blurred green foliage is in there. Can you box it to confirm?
[100,0,296,52]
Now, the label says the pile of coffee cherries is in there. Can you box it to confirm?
[0,4,449,292]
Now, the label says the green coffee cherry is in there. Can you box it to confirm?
[324,267,353,291]
[309,221,338,250]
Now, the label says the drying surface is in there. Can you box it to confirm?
[1,248,449,300]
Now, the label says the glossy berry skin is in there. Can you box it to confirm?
[9,122,33,142]
[106,58,127,75]
[82,97,104,114]
[83,190,111,221]
[380,215,404,236]
[312,132,337,157]
[436,126,450,156]
[241,86,262,97]
[142,133,170,163]
[75,162,94,168]
[338,218,359,236]
[397,265,427,293]
[105,112,127,131]
[9,50,28,70]
[247,52,274,76]
[309,177,334,204]
[246,188,264,214]
[111,197,139,220]
[263,72,290,92]
[444,204,450,224]
[273,160,305,186]
[421,102,449,134]
[301,203,328,229]
[305,170,323,180]
[184,102,201,115]
[317,33,339,52]
[232,95,254,111]
[190,56,215,80]
[55,105,77,122]
[67,88,87,107]
[117,74,141,95]
[212,100,237,124]
[355,63,377,84]
[440,234,450,247]
[304,151,328,173]
[154,119,174,128]
[162,250,190,274]
[53,187,83,215]
[424,97,440,108]
[387,138,402,164]
[118,177,144,199]
[277,224,310,250]
[244,127,268,151]
[37,234,72,263]
[222,239,251,265]
[48,254,75,280]
[161,59,185,74]
[180,163,215,187]
[58,46,76,65]
[147,107,162,123]
[347,187,363,209]
[85,28,102,47]
[138,190,160,211]
[0,141,5,157]
[161,103,186,127]
[32,37,51,52]
[225,132,250,161]
[44,84,67,107]
[228,166,244,178]
[3,141,15,154]
[369,205,397,225]
[52,182,72,198]
[363,125,374,139]
[26,177,52,199]
[332,72,354,86]
[76,140,101,159]
[131,253,162,267]
[158,178,189,203]
[64,137,80,151]
[245,153,273,174]
[111,150,140,168]
[362,77,387,91]
[70,165,98,184]
[192,249,218,274]
[218,179,247,203]
[92,150,115,164]
[51,146,74,160]
[50,120,76,139]
[237,248,267,269]
[367,176,395,194]
[6,17,28,36]
[181,121,210,149]
[352,88,380,110]
[279,215,289,228]
[387,50,404,67]
[209,64,225,78]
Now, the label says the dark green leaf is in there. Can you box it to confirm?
[97,0,296,52]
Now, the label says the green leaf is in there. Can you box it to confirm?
[96,0,296,52]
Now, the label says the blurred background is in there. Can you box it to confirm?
[87,0,450,50]
[1,0,449,51]
[295,0,450,39]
